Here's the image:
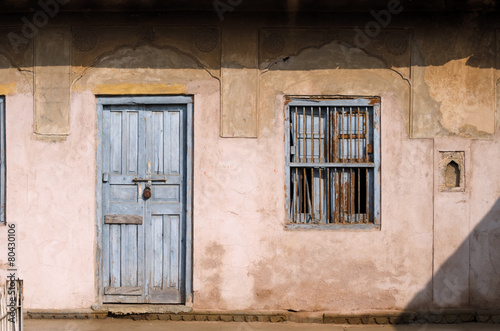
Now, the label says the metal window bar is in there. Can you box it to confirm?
[290,105,374,224]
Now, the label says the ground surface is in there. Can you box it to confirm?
[23,320,500,330]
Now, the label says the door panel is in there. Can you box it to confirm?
[101,101,187,304]
[148,215,181,303]
[145,105,185,304]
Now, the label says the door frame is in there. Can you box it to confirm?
[95,95,193,305]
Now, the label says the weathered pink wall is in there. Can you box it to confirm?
[0,19,498,313]
[193,49,436,310]
[0,92,96,308]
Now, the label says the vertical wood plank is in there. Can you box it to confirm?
[146,109,153,176]
[130,225,138,286]
[120,225,128,286]
[110,112,122,173]
[169,216,180,288]
[178,108,186,292]
[143,205,152,301]
[162,215,172,289]
[136,222,145,295]
[102,110,111,177]
[120,109,134,289]
[120,225,138,287]
[183,101,192,300]
[178,108,185,205]
[128,112,139,174]
[102,110,111,290]
[153,112,164,175]
[102,222,110,289]
[110,224,121,287]
[137,108,147,295]
[121,110,128,175]
[163,110,171,175]
[144,108,153,301]
[138,109,148,185]
[152,216,163,288]
[170,111,180,174]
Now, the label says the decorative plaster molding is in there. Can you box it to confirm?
[72,29,97,52]
[194,29,218,53]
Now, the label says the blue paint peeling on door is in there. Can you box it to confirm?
[97,96,192,304]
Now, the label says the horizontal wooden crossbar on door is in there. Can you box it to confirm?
[104,215,143,224]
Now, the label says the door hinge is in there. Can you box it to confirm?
[102,173,109,183]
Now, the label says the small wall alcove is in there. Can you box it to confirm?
[439,151,465,192]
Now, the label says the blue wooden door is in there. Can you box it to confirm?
[101,101,188,304]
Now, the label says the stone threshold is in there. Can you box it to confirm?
[24,308,500,324]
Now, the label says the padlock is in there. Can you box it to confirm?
[143,186,152,200]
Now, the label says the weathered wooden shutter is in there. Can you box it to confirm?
[287,99,380,227]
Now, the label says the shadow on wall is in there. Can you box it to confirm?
[0,0,498,12]
[0,6,498,70]
[395,198,500,326]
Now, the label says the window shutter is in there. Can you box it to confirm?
[287,99,380,227]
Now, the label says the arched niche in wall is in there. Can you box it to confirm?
[439,151,465,192]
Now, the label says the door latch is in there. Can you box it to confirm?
[132,178,167,183]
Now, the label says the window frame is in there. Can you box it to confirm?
[284,97,381,230]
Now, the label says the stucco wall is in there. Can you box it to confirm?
[0,12,498,313]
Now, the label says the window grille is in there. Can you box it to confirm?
[286,98,380,228]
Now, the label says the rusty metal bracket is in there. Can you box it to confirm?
[132,178,166,183]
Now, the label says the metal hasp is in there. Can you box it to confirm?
[132,178,167,183]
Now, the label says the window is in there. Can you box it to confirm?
[285,98,380,229]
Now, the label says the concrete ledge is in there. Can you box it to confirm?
[25,309,107,320]
[288,311,324,324]
[24,309,500,324]
[97,304,193,315]
[323,310,500,325]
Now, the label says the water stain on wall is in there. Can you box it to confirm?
[248,240,400,311]
[195,242,226,307]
